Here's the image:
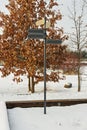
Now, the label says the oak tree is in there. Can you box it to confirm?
[0,0,67,93]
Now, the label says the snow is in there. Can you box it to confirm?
[8,104,87,130]
[0,69,87,101]
[0,66,87,130]
[0,1,87,130]
[0,102,10,130]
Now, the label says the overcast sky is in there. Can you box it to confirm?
[0,0,86,34]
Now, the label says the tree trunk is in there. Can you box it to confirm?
[77,49,81,92]
[28,76,31,92]
[31,76,35,93]
[78,66,81,92]
[28,76,35,93]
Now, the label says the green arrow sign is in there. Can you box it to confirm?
[28,29,45,34]
[28,34,46,39]
[46,39,62,44]
[28,29,46,39]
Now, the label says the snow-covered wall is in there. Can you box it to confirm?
[0,102,10,130]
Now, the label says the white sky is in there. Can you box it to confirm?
[0,0,87,49]
[57,0,86,33]
[0,0,85,34]
[0,0,9,13]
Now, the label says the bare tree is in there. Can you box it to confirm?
[83,0,87,4]
[68,0,87,91]
[84,0,87,49]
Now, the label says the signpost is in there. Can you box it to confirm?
[36,18,50,28]
[28,29,45,34]
[46,39,62,44]
[28,17,62,114]
[28,29,46,39]
[36,18,44,26]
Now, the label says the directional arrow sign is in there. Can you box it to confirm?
[36,18,44,26]
[28,29,45,34]
[36,18,50,28]
[28,34,46,39]
[46,21,50,28]
[28,29,46,39]
[46,39,62,44]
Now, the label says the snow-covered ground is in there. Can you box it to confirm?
[0,102,10,130]
[0,68,87,101]
[0,66,87,130]
[8,104,87,130]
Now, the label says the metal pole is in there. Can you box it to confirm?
[44,16,46,114]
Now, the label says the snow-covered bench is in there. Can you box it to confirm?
[0,102,10,130]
